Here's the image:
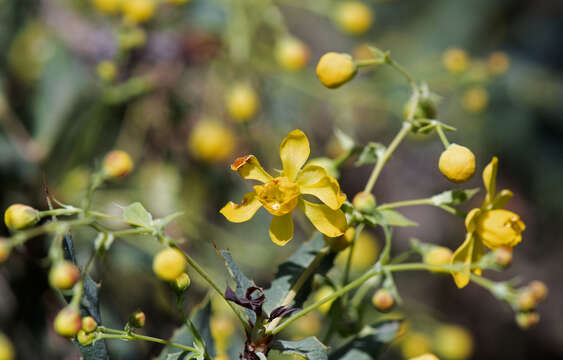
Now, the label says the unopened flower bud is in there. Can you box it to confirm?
[433,325,473,360]
[325,227,355,252]
[103,150,134,178]
[77,329,95,346]
[54,307,82,338]
[4,204,39,231]
[173,272,191,292]
[153,248,187,281]
[492,247,513,268]
[0,333,14,360]
[334,1,374,35]
[122,0,156,24]
[353,192,376,213]
[443,48,469,74]
[188,120,236,163]
[316,52,357,89]
[129,311,146,328]
[96,60,117,82]
[49,261,80,290]
[516,311,539,329]
[517,290,536,312]
[438,144,476,183]
[82,316,98,333]
[423,246,453,267]
[92,0,121,14]
[371,289,394,312]
[528,281,548,302]
[462,87,489,114]
[226,83,259,123]
[275,37,310,71]
[487,52,510,75]
[0,239,11,263]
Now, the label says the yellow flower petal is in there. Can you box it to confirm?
[279,129,310,181]
[269,213,294,246]
[231,155,272,183]
[492,189,513,209]
[298,199,347,237]
[464,208,481,233]
[298,165,346,210]
[482,157,498,207]
[476,209,524,249]
[451,233,484,288]
[220,192,262,223]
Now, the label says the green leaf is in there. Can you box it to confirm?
[365,210,418,227]
[263,233,336,314]
[271,337,328,360]
[355,143,386,166]
[156,300,216,360]
[431,188,480,206]
[121,202,153,227]
[328,320,402,360]
[219,250,256,322]
[334,128,355,151]
[155,211,185,230]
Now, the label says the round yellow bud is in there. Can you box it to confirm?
[96,60,117,82]
[291,312,322,337]
[129,311,146,328]
[487,51,510,75]
[117,27,146,50]
[442,48,469,74]
[275,37,309,71]
[77,329,95,346]
[103,150,134,178]
[211,315,235,348]
[401,332,432,359]
[336,232,379,271]
[49,261,80,290]
[433,325,473,360]
[423,247,453,267]
[476,209,524,249]
[4,204,39,231]
[225,83,259,122]
[334,1,374,35]
[438,144,476,183]
[153,248,186,281]
[54,307,82,338]
[516,312,539,329]
[528,281,548,302]
[517,291,536,312]
[371,289,394,312]
[462,87,489,114]
[188,120,236,163]
[409,354,439,360]
[314,286,336,313]
[92,0,121,14]
[0,333,14,360]
[0,240,11,263]
[81,316,98,333]
[325,227,355,252]
[122,0,156,24]
[492,247,513,268]
[173,272,191,292]
[316,52,357,89]
[352,191,376,213]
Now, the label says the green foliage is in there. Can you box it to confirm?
[271,337,328,360]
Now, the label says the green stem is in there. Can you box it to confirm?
[435,124,451,148]
[343,224,364,287]
[39,208,81,218]
[377,198,434,210]
[8,219,94,247]
[364,122,412,193]
[173,245,250,332]
[384,56,418,92]
[356,59,385,67]
[99,331,199,353]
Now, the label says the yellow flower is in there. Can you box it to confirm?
[451,157,525,288]
[316,52,357,89]
[0,333,14,360]
[220,130,347,246]
[225,83,259,123]
[442,48,469,74]
[275,37,310,71]
[122,0,156,24]
[188,120,236,163]
[92,0,121,14]
[334,1,374,35]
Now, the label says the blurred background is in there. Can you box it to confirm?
[0,0,562,359]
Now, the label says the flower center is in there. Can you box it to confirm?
[254,177,300,216]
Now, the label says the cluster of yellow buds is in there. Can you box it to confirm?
[515,280,547,329]
[77,316,98,346]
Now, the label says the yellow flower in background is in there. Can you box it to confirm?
[122,0,156,24]
[409,354,439,360]
[220,130,347,246]
[226,83,259,123]
[335,231,379,270]
[334,1,374,35]
[461,87,489,113]
[433,325,473,360]
[0,333,14,360]
[451,157,525,288]
[400,332,432,359]
[316,52,357,89]
[275,37,310,71]
[188,120,236,163]
[442,48,469,74]
[487,51,510,75]
[92,0,121,14]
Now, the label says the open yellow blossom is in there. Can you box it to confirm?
[451,157,525,288]
[220,130,347,246]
